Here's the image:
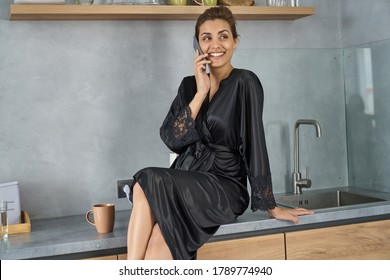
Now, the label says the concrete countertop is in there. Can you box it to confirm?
[1,186,390,260]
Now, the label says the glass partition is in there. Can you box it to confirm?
[344,39,390,192]
[232,49,346,193]
[231,43,390,194]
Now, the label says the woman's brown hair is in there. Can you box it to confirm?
[195,6,238,40]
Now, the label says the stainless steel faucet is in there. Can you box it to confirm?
[293,119,322,194]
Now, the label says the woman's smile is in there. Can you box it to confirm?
[209,52,224,57]
[208,51,225,62]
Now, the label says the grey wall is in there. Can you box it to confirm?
[0,0,351,219]
[340,0,390,47]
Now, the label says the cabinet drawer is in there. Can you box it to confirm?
[198,234,285,260]
[285,220,390,260]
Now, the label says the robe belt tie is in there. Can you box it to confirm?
[194,141,238,159]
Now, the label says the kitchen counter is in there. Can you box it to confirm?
[1,186,390,260]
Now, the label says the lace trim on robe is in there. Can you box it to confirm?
[249,174,277,212]
[160,105,199,152]
[173,106,195,140]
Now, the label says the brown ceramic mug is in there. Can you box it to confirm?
[86,204,115,233]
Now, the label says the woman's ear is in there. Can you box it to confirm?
[233,37,239,50]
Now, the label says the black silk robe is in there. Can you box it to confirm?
[132,68,276,259]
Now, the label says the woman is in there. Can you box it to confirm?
[127,6,313,260]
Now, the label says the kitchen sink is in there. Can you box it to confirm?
[275,190,386,210]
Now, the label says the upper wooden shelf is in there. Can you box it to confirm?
[9,5,315,21]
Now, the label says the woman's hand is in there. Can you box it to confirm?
[194,50,211,99]
[267,207,314,225]
[188,51,212,120]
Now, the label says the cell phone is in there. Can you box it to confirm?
[193,36,207,71]
[193,36,204,55]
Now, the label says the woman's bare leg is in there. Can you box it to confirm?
[127,182,156,260]
[144,224,173,260]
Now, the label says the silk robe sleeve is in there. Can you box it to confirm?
[160,77,200,154]
[239,72,277,212]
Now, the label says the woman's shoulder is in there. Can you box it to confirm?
[176,76,197,100]
[182,75,196,84]
[233,68,261,83]
[177,75,197,92]
[233,69,264,102]
[232,69,263,94]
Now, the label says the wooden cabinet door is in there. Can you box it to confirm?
[197,234,285,260]
[285,220,390,260]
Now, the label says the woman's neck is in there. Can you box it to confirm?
[209,64,234,84]
[208,64,234,100]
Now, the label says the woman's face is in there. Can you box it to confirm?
[198,19,237,70]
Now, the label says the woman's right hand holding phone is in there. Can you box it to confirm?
[194,50,211,100]
[189,50,211,120]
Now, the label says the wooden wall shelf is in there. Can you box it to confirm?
[9,5,315,21]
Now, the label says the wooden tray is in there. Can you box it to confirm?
[8,211,31,234]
